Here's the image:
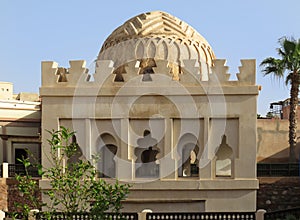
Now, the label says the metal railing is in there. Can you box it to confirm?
[146,212,256,220]
[1,164,40,177]
[36,212,139,220]
[257,163,299,177]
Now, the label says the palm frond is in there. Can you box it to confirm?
[261,36,300,83]
[282,39,296,56]
[260,57,284,77]
[277,48,286,57]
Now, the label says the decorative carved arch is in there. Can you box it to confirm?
[177,133,200,177]
[214,135,234,178]
[135,129,160,178]
[97,133,118,178]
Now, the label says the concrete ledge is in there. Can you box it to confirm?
[40,178,258,190]
[40,86,259,97]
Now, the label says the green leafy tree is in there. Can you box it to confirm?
[43,126,130,214]
[89,179,129,219]
[266,112,275,119]
[14,126,130,219]
[260,37,300,162]
[13,157,41,219]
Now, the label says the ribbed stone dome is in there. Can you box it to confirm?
[97,11,216,78]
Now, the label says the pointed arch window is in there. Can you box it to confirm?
[177,133,199,177]
[215,135,233,177]
[135,130,160,178]
[97,133,118,178]
[138,58,156,81]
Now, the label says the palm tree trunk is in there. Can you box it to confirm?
[288,73,299,162]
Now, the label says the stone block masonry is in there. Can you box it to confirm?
[0,178,41,213]
[0,179,7,211]
[257,177,300,212]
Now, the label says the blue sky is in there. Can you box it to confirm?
[1,0,300,116]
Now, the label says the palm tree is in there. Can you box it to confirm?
[260,37,300,162]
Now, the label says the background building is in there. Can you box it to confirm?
[0,82,41,165]
[269,98,300,120]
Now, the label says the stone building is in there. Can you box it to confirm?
[39,11,259,212]
[0,82,41,165]
[269,98,300,120]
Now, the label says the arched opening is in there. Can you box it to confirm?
[135,129,160,178]
[100,144,117,178]
[138,58,156,81]
[113,65,126,82]
[215,135,233,177]
[67,134,84,165]
[177,133,199,177]
[97,133,118,178]
[181,143,199,177]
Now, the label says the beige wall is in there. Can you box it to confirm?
[39,10,258,213]
[39,58,259,212]
[0,97,41,163]
[257,119,300,163]
[0,82,13,100]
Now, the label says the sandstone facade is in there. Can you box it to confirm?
[39,11,259,212]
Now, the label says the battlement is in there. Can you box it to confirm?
[41,59,256,88]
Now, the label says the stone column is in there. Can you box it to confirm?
[117,118,132,180]
[139,209,153,220]
[256,209,266,220]
[7,139,12,164]
[199,117,211,179]
[85,119,91,159]
[2,163,8,178]
[29,210,39,220]
[161,118,176,180]
[0,210,5,220]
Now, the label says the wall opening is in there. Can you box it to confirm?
[113,65,126,82]
[135,130,160,178]
[98,133,118,178]
[177,133,199,177]
[215,135,233,177]
[15,148,28,164]
[138,59,156,81]
[67,134,84,165]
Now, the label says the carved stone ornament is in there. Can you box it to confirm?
[97,11,216,77]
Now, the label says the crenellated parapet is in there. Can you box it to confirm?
[236,59,256,85]
[209,59,230,83]
[68,60,90,85]
[41,58,257,88]
[41,61,59,87]
[41,60,90,87]
[94,60,114,85]
[39,11,259,213]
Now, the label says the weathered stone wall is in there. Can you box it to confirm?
[0,179,8,212]
[0,178,41,213]
[0,179,21,212]
[257,177,300,212]
[2,176,300,212]
[7,178,23,213]
[257,119,300,163]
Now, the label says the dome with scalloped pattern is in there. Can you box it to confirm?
[97,11,216,78]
